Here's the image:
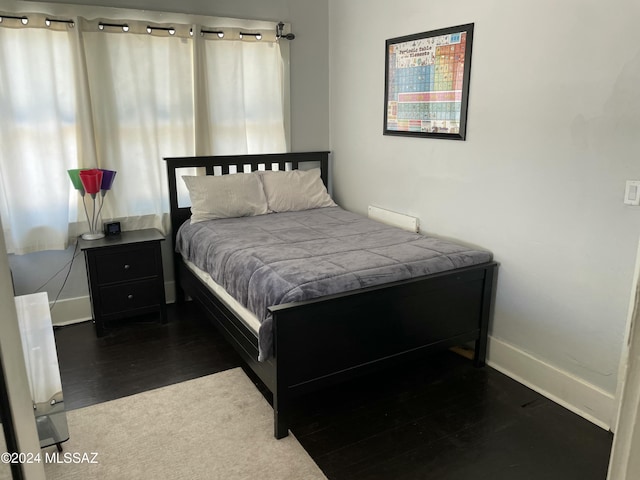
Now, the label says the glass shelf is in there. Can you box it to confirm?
[14,293,69,450]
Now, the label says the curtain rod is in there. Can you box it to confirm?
[1,15,294,40]
[0,14,29,25]
[98,21,129,32]
[200,28,224,38]
[240,31,262,40]
[46,18,75,27]
[0,14,74,27]
[276,22,295,40]
[199,21,296,41]
[147,25,176,35]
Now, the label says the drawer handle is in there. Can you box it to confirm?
[127,294,134,300]
[124,264,130,270]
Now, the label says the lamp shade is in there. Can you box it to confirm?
[67,169,85,194]
[78,169,103,196]
[99,169,117,192]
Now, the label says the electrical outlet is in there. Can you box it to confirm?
[624,180,640,206]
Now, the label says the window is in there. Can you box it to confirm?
[0,22,79,253]
[0,13,289,254]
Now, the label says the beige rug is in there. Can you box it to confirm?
[34,368,326,480]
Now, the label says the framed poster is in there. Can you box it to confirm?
[384,23,474,140]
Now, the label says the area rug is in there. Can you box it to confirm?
[38,368,327,480]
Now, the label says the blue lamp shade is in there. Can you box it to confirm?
[100,169,117,193]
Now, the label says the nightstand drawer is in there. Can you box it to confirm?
[99,279,161,315]
[94,247,158,285]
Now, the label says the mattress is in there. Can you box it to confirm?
[176,206,493,360]
[182,257,261,333]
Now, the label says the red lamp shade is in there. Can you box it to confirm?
[80,168,102,195]
[79,169,103,196]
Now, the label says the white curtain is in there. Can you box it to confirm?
[0,14,289,254]
[80,20,195,233]
[197,37,287,155]
[0,22,80,254]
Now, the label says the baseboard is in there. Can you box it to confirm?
[487,336,615,431]
[49,296,92,326]
[49,281,176,326]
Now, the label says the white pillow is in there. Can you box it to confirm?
[182,173,269,223]
[259,168,337,212]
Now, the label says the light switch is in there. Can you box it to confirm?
[624,180,640,206]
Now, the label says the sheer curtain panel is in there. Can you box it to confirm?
[197,31,287,155]
[79,19,195,233]
[0,19,79,254]
[0,11,289,254]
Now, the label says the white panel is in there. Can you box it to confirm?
[14,293,63,408]
[0,217,46,478]
[368,205,419,233]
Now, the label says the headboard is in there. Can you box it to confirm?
[163,151,330,243]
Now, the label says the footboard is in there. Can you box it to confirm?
[269,261,497,438]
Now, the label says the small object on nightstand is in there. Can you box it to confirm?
[78,228,167,337]
[104,221,121,236]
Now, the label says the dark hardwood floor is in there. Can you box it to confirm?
[54,302,613,479]
[54,302,242,411]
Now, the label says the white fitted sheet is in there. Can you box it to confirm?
[182,257,262,334]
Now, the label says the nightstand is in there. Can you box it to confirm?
[79,228,167,337]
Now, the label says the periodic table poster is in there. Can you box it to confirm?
[384,24,474,140]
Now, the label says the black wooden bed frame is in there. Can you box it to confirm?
[164,151,498,439]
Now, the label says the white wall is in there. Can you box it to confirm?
[328,0,640,426]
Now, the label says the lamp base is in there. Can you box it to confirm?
[81,232,105,241]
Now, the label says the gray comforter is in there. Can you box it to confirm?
[176,207,493,360]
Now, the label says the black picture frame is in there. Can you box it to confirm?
[384,23,474,140]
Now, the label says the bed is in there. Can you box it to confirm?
[164,151,498,439]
